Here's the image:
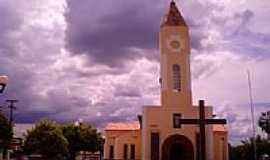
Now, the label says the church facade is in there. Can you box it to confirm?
[104,1,228,160]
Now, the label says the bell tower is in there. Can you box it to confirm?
[160,1,192,108]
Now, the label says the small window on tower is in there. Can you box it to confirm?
[172,64,181,91]
[173,113,182,128]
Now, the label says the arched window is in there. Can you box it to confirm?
[172,64,181,91]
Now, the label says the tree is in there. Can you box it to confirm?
[0,113,12,155]
[230,136,270,160]
[23,119,68,160]
[62,122,102,160]
[259,111,270,140]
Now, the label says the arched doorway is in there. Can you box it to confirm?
[162,134,194,160]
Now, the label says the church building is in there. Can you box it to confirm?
[104,1,228,160]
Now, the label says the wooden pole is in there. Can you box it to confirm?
[6,99,18,126]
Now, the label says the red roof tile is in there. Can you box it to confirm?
[105,121,140,131]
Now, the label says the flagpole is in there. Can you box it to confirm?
[247,70,257,160]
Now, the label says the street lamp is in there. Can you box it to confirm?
[0,76,8,94]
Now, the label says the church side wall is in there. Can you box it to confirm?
[213,131,228,160]
[104,130,141,160]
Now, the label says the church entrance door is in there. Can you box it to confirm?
[162,134,194,160]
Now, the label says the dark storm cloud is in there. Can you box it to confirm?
[65,0,165,66]
[0,1,36,122]
[0,1,79,123]
[0,66,76,123]
[14,112,53,123]
[65,0,207,66]
[0,0,223,124]
[0,2,21,57]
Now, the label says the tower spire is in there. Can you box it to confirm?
[161,1,187,27]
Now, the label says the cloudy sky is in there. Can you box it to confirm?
[0,0,269,144]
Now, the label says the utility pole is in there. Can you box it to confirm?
[6,99,18,126]
[247,70,257,160]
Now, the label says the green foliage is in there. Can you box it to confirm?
[259,111,270,139]
[23,119,102,160]
[23,119,68,159]
[230,136,270,160]
[0,113,12,149]
[62,122,102,160]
